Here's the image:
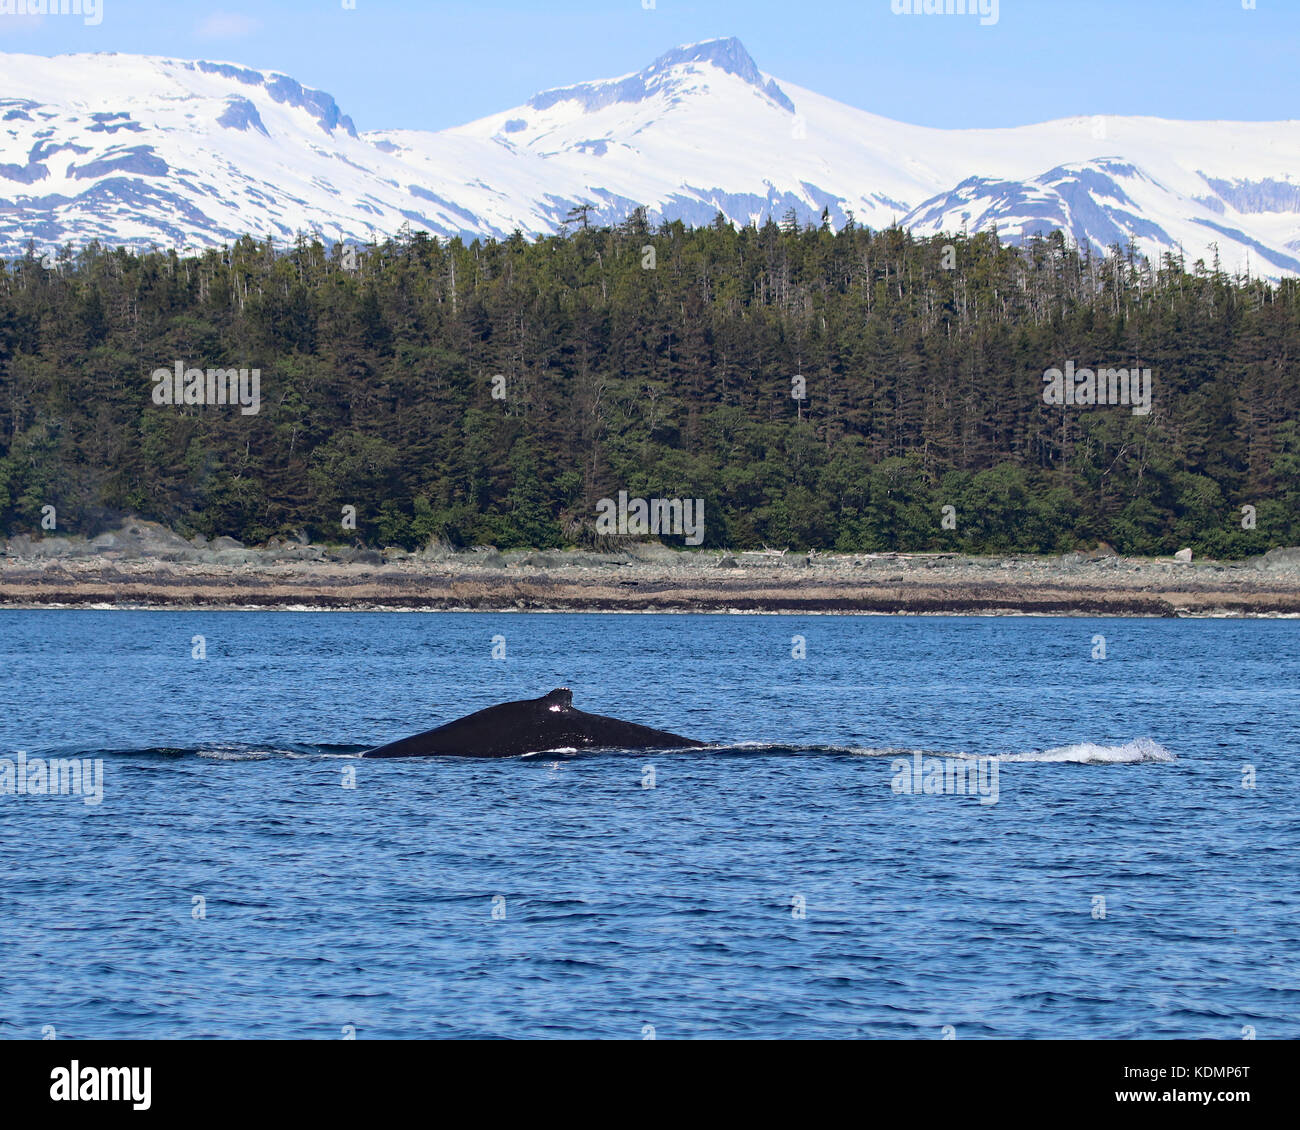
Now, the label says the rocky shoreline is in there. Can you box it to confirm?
[3,519,1300,616]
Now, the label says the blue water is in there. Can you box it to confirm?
[0,610,1296,1039]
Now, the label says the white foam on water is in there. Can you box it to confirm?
[843,738,1175,764]
[1001,737,1175,764]
[195,747,275,762]
[292,751,364,759]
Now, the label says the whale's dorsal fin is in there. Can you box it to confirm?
[541,687,573,711]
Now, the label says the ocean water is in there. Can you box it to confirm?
[0,610,1296,1040]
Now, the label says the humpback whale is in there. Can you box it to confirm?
[361,688,706,758]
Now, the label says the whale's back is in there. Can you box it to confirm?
[362,688,704,758]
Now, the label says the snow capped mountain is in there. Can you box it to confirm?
[0,52,420,250]
[2,38,1298,277]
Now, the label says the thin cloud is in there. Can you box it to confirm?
[0,14,43,35]
[196,12,261,39]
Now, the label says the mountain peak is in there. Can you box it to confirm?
[650,37,761,78]
[528,36,794,115]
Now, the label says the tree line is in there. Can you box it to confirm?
[0,213,1296,557]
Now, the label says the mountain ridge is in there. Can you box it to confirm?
[1,38,1297,276]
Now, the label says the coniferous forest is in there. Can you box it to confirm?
[0,213,1297,557]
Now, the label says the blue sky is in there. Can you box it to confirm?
[0,0,1294,131]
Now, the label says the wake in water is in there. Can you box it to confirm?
[25,737,1177,764]
[995,737,1175,764]
[708,737,1174,764]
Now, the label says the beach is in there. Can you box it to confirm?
[3,521,1298,615]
